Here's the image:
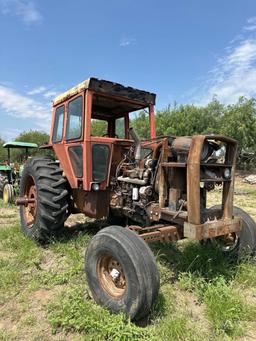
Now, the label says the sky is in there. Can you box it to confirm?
[1,0,256,140]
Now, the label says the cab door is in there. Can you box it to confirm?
[52,93,85,189]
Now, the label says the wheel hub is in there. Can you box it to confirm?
[216,232,239,252]
[97,253,126,299]
[24,176,37,228]
[3,186,9,203]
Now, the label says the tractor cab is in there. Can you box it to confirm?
[49,78,156,196]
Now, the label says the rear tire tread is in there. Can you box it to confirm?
[20,157,69,242]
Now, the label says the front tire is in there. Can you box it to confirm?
[208,206,256,256]
[19,158,69,242]
[85,225,159,320]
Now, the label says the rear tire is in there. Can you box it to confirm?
[3,183,14,204]
[85,225,159,320]
[0,177,8,199]
[207,205,256,256]
[19,158,69,242]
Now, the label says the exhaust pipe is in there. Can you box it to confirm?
[129,128,141,165]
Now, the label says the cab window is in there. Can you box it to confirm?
[92,144,110,181]
[66,96,83,140]
[53,105,64,142]
[115,117,125,138]
[91,119,108,136]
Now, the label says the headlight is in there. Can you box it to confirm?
[223,168,231,179]
[92,183,100,191]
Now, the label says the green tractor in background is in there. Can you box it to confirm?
[0,141,38,204]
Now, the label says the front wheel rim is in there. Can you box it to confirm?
[97,253,126,299]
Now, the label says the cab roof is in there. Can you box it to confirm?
[53,77,156,108]
[3,141,38,149]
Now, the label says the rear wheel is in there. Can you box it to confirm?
[207,205,256,256]
[19,158,69,242]
[0,177,8,198]
[85,225,159,320]
[3,183,14,204]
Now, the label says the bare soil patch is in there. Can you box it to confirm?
[0,205,19,228]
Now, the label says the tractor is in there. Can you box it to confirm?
[17,78,256,320]
[0,141,38,203]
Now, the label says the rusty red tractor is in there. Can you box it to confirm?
[17,78,256,320]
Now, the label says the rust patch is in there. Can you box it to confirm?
[184,216,241,240]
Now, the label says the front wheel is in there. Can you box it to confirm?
[85,225,160,320]
[207,206,256,256]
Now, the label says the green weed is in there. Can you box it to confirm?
[47,285,153,341]
[235,257,256,288]
[157,313,206,341]
[203,277,256,336]
[37,266,83,287]
[0,329,14,341]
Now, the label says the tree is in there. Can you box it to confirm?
[0,137,5,161]
[15,130,49,146]
[132,111,150,139]
[13,130,51,161]
[220,97,256,152]
[91,120,108,136]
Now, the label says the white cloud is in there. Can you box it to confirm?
[193,19,256,105]
[27,86,58,99]
[0,0,42,24]
[27,86,47,95]
[244,17,256,31]
[43,90,58,99]
[0,85,51,131]
[120,38,136,47]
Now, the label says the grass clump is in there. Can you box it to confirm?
[37,265,83,287]
[152,284,207,341]
[157,313,206,341]
[235,257,256,288]
[176,243,256,338]
[178,272,207,301]
[179,273,256,337]
[204,277,256,336]
[47,286,153,341]
[0,225,43,302]
[0,329,14,341]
